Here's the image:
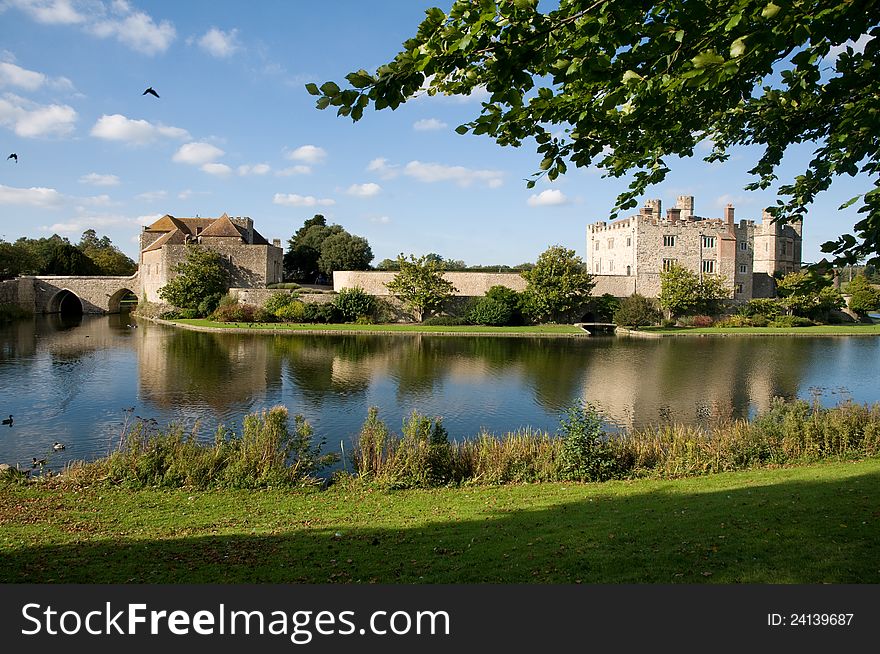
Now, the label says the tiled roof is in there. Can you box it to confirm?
[143,227,188,252]
[199,214,245,239]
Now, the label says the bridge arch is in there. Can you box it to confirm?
[108,287,139,313]
[46,289,83,315]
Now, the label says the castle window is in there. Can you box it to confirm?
[609,260,615,272]
[662,258,677,271]
[739,264,747,274]
[701,236,716,248]
[663,235,676,247]
[594,241,600,251]
[608,238,614,249]
[740,241,748,251]
[626,237,631,247]
[595,263,600,273]
[702,259,716,274]
[781,241,788,255]
[626,265,631,276]
[735,283,744,294]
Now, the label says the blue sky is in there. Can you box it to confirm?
[0,0,872,265]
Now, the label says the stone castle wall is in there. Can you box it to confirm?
[333,271,528,296]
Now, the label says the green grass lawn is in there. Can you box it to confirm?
[171,319,585,335]
[632,324,880,335]
[3,457,878,583]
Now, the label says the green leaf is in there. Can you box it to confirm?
[724,13,742,31]
[315,97,331,110]
[540,157,554,170]
[455,125,469,135]
[691,50,725,68]
[622,70,643,84]
[674,29,685,43]
[838,195,862,210]
[730,37,746,58]
[319,81,340,96]
[762,2,781,19]
[345,70,374,89]
[304,83,320,96]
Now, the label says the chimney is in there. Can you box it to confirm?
[646,198,661,217]
[272,238,281,247]
[676,195,694,218]
[724,203,735,229]
[667,208,681,223]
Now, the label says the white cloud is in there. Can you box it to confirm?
[197,27,240,58]
[89,10,176,56]
[8,0,85,25]
[91,113,189,144]
[238,163,270,176]
[714,193,753,208]
[827,34,874,61]
[273,193,335,207]
[137,212,164,225]
[177,189,193,200]
[370,215,391,224]
[0,183,65,207]
[10,1,176,56]
[136,190,167,201]
[200,162,232,176]
[413,117,447,131]
[366,157,399,180]
[404,160,503,188]
[0,93,76,137]
[276,165,311,176]
[0,61,45,91]
[79,172,120,186]
[286,144,326,164]
[346,182,381,197]
[172,141,224,165]
[527,189,568,207]
[43,212,140,234]
[77,193,115,207]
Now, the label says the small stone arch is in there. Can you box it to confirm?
[47,289,83,315]
[108,287,139,314]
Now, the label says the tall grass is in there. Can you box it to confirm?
[64,406,336,489]
[351,400,880,488]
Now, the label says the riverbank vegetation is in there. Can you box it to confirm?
[0,303,31,323]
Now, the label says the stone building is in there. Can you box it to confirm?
[139,213,284,302]
[586,196,802,300]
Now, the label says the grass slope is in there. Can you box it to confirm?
[2,458,878,583]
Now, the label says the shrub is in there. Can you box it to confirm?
[715,315,752,328]
[334,286,376,322]
[750,314,769,327]
[613,293,660,328]
[468,297,513,326]
[768,315,813,328]
[274,300,306,322]
[484,285,524,324]
[846,274,880,316]
[263,291,300,316]
[690,315,714,327]
[212,303,261,323]
[303,302,340,323]
[421,315,470,326]
[744,298,782,318]
[558,403,622,482]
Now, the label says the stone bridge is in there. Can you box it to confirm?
[2,274,141,314]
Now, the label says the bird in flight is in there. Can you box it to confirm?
[7,153,17,162]
[143,87,159,98]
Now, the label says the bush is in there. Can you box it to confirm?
[212,303,261,323]
[744,298,782,319]
[768,315,814,328]
[334,286,376,322]
[468,297,513,326]
[558,403,622,482]
[274,300,306,322]
[421,315,470,326]
[715,315,752,328]
[303,302,340,323]
[680,314,714,327]
[751,314,769,327]
[484,285,524,324]
[613,293,660,328]
[264,291,300,316]
[197,293,223,317]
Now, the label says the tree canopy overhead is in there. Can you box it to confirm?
[309,0,880,265]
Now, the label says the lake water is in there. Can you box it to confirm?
[1,314,879,471]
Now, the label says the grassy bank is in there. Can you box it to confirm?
[626,324,880,336]
[169,318,585,335]
[2,457,878,583]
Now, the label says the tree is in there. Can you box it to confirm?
[385,254,457,321]
[158,246,229,315]
[613,293,661,328]
[318,232,374,275]
[659,263,730,317]
[845,273,880,316]
[775,270,845,319]
[376,258,400,271]
[77,229,137,275]
[521,245,594,323]
[309,1,880,266]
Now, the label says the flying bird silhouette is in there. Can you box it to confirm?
[143,87,159,98]
[7,153,17,162]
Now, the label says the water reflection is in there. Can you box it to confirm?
[1,316,879,469]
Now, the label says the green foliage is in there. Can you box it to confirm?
[77,229,137,275]
[0,232,135,278]
[263,291,300,316]
[844,274,880,316]
[743,298,783,319]
[302,302,341,323]
[776,271,844,320]
[586,293,621,322]
[484,285,524,324]
[91,406,335,489]
[385,254,457,321]
[558,404,621,482]
[376,258,400,271]
[0,303,31,323]
[274,301,306,322]
[613,293,660,328]
[468,297,513,326]
[768,315,814,328]
[310,0,880,266]
[158,246,228,315]
[659,264,729,317]
[284,215,372,281]
[211,302,264,323]
[333,286,376,321]
[521,245,594,323]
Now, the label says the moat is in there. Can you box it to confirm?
[2,314,879,470]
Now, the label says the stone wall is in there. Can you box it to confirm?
[230,288,335,306]
[0,279,21,306]
[333,271,528,296]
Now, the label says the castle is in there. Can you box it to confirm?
[139,213,284,302]
[586,196,802,300]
